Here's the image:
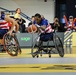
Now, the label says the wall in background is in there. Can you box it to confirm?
[0,0,55,23]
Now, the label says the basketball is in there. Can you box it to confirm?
[28,24,37,33]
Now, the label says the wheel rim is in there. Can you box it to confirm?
[3,34,18,56]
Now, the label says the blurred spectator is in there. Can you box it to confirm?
[51,17,64,32]
[28,16,36,26]
[64,16,73,31]
[14,8,21,19]
[14,8,26,33]
[64,15,76,31]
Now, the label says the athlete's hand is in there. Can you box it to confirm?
[7,30,12,35]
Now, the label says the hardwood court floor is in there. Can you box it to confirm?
[0,48,76,74]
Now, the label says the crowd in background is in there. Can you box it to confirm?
[14,8,76,33]
[3,8,76,33]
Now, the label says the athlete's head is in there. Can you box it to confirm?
[34,13,41,24]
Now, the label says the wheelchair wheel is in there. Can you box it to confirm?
[3,33,19,56]
[53,35,64,57]
[31,36,41,58]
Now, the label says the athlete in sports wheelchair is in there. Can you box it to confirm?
[0,11,21,56]
[31,13,64,58]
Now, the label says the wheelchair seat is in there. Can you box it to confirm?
[40,33,53,42]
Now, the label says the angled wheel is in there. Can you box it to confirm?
[31,37,39,57]
[53,35,64,57]
[3,33,19,56]
[31,35,41,57]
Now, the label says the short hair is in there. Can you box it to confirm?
[34,13,41,18]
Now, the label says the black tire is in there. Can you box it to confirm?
[53,35,64,57]
[3,33,18,56]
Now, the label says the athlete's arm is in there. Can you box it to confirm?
[14,21,19,32]
[35,20,48,30]
[39,25,46,30]
[5,16,19,33]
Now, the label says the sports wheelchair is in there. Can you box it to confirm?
[0,32,21,56]
[31,32,64,58]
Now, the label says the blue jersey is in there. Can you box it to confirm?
[38,19,49,26]
[35,19,53,33]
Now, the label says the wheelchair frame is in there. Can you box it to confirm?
[31,32,64,58]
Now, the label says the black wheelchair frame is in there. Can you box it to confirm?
[31,32,64,58]
[0,33,21,56]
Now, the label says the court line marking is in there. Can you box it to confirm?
[0,64,76,72]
